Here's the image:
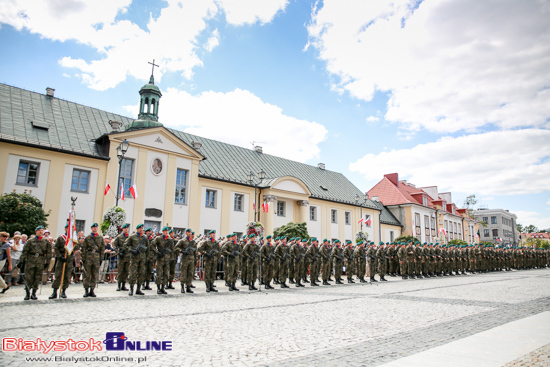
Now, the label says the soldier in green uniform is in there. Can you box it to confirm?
[81,223,104,297]
[397,242,408,279]
[305,238,319,286]
[343,240,355,283]
[287,238,296,284]
[319,239,331,285]
[298,239,308,284]
[176,229,197,293]
[49,223,77,299]
[353,241,366,282]
[289,238,303,287]
[413,242,423,278]
[376,242,387,281]
[270,237,279,284]
[260,235,274,289]
[198,230,220,293]
[243,233,261,290]
[151,226,173,295]
[221,233,240,291]
[113,224,130,291]
[166,229,177,289]
[123,224,148,296]
[239,235,248,286]
[275,236,291,288]
[142,228,154,290]
[18,226,51,300]
[366,243,377,282]
[331,240,344,284]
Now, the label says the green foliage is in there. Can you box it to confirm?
[516,223,524,233]
[480,241,493,247]
[0,190,50,235]
[448,239,467,246]
[524,224,539,233]
[273,222,310,240]
[463,194,478,209]
[395,235,416,243]
[524,237,549,249]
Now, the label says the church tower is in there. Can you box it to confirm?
[126,60,163,131]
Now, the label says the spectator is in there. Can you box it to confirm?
[73,236,84,284]
[1,232,12,293]
[8,234,23,286]
[99,236,113,283]
[21,234,28,245]
[108,240,118,284]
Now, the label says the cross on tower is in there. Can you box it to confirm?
[148,59,159,76]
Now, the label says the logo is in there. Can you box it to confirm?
[103,332,172,351]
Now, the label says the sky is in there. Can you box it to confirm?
[1,0,549,230]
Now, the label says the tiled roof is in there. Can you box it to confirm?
[0,83,382,211]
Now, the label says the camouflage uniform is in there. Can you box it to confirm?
[123,230,149,295]
[81,232,104,296]
[19,233,51,299]
[397,244,408,279]
[198,234,220,292]
[260,239,275,288]
[151,234,174,294]
[331,243,344,283]
[221,237,240,291]
[239,240,248,285]
[275,240,290,287]
[290,241,303,286]
[376,245,387,281]
[319,242,331,285]
[243,238,261,289]
[50,233,77,298]
[354,243,367,282]
[366,245,377,281]
[112,231,130,290]
[177,236,197,292]
[306,240,320,286]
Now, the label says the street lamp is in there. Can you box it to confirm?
[247,169,266,222]
[355,192,369,231]
[115,139,130,206]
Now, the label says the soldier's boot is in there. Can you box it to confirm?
[83,288,89,298]
[206,282,211,293]
[210,283,218,292]
[410,274,416,279]
[129,285,134,296]
[232,282,240,291]
[450,272,456,276]
[157,284,163,295]
[49,288,58,299]
[322,280,329,285]
[328,276,334,281]
[402,275,407,279]
[336,279,343,284]
[241,279,246,286]
[225,280,230,287]
[370,277,378,282]
[281,281,289,288]
[289,278,295,284]
[31,289,38,300]
[417,274,423,279]
[60,289,67,299]
[24,287,30,300]
[359,277,367,283]
[88,288,97,297]
[181,284,186,293]
[380,276,388,282]
[166,282,175,290]
[135,284,144,295]
[121,282,129,291]
[295,279,301,287]
[117,282,122,291]
[186,285,194,294]
[161,284,167,294]
[143,281,152,290]
[250,282,258,291]
[299,279,305,287]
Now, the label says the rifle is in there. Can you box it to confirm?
[132,236,148,256]
[249,247,261,262]
[229,246,241,259]
[206,248,219,259]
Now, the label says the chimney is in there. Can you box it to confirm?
[109,120,122,132]
[318,163,325,170]
[372,196,379,202]
[384,173,399,187]
[192,141,202,150]
[46,87,55,97]
[254,146,263,153]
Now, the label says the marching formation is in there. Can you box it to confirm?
[12,223,550,300]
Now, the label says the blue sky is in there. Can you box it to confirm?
[1,0,549,229]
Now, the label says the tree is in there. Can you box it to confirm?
[273,222,310,240]
[463,194,478,217]
[0,190,50,235]
[524,224,539,233]
[395,235,416,243]
[516,223,524,233]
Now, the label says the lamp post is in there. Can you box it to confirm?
[355,192,369,231]
[115,139,130,207]
[247,169,266,222]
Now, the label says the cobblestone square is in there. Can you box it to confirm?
[1,269,549,366]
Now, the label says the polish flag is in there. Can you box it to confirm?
[439,228,446,236]
[129,184,138,199]
[104,181,111,196]
[265,201,269,213]
[366,217,372,227]
[120,183,125,201]
[253,202,256,211]
[358,217,364,224]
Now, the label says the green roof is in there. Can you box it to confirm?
[0,83,389,212]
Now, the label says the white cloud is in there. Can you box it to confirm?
[349,129,550,195]
[123,88,327,163]
[366,116,379,122]
[307,0,550,133]
[0,0,288,90]
[515,211,550,231]
[216,0,288,26]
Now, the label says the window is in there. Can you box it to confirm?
[175,169,187,204]
[310,206,317,221]
[205,190,216,208]
[424,215,430,235]
[16,160,40,186]
[482,216,488,223]
[458,223,462,239]
[204,229,213,236]
[71,169,90,193]
[75,220,86,234]
[172,227,186,237]
[234,194,244,211]
[415,213,421,235]
[492,229,499,237]
[491,216,497,224]
[484,229,490,237]
[423,196,428,206]
[431,217,436,237]
[345,211,351,225]
[120,158,134,197]
[331,209,338,223]
[277,201,285,217]
[390,231,395,242]
[454,223,457,237]
[234,232,243,240]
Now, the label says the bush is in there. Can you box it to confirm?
[395,235,416,243]
[448,239,467,246]
[273,222,310,240]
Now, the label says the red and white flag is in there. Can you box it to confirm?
[129,184,138,199]
[120,183,125,201]
[365,215,372,227]
[253,202,256,211]
[65,209,78,255]
[439,228,447,236]
[104,181,111,196]
[358,217,364,224]
[265,201,269,213]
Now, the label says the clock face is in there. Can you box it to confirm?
[151,158,163,175]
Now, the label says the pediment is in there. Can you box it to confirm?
[270,176,311,195]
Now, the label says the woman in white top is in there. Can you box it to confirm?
[9,234,24,285]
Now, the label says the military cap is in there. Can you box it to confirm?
[357,240,364,245]
[274,237,280,240]
[145,228,152,232]
[191,231,195,235]
[249,233,256,238]
[290,237,295,241]
[226,234,232,238]
[185,228,191,232]
[259,237,264,240]
[295,238,301,241]
[136,224,144,229]
[35,225,45,231]
[280,236,287,240]
[162,226,170,231]
[335,239,340,243]
[379,241,384,245]
[64,222,69,228]
[169,229,174,234]
[122,223,130,229]
[311,237,317,241]
[266,235,272,239]
[346,240,352,244]
[208,230,216,234]
[91,223,99,228]
[370,241,374,245]
[323,238,328,243]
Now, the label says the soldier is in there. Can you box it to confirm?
[306,238,320,286]
[166,229,178,289]
[331,240,344,284]
[18,226,51,300]
[142,228,155,290]
[49,223,78,299]
[80,223,104,297]
[343,240,355,283]
[260,235,275,289]
[176,229,197,294]
[290,238,304,287]
[299,239,308,284]
[319,239,331,285]
[239,235,249,286]
[151,226,173,295]
[366,243,378,282]
[414,242,423,278]
[354,241,367,283]
[376,242,388,281]
[198,230,220,293]
[271,237,280,284]
[221,233,240,291]
[123,224,149,296]
[113,223,130,291]
[243,234,261,290]
[288,238,296,284]
[274,236,290,288]
[467,244,476,273]
[397,242,408,279]
[327,241,334,282]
